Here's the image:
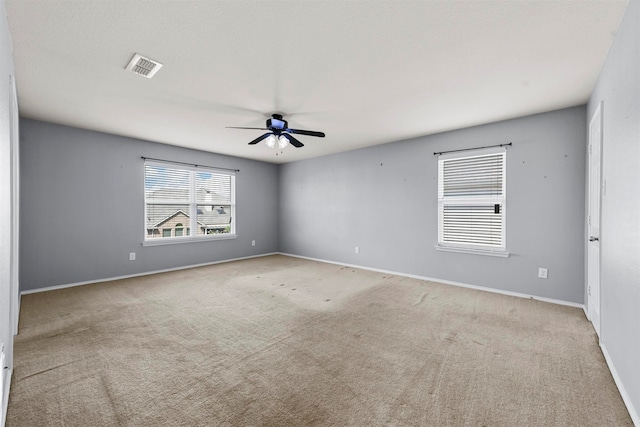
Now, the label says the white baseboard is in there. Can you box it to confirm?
[601,343,640,426]
[20,252,279,296]
[278,252,585,309]
[23,251,585,309]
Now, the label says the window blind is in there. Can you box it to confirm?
[439,153,504,198]
[438,150,506,251]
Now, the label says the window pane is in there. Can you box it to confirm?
[146,204,190,239]
[196,172,232,204]
[143,161,236,242]
[441,154,504,197]
[145,165,191,202]
[197,204,231,235]
[441,204,503,247]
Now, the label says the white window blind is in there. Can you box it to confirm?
[144,161,235,243]
[437,148,506,253]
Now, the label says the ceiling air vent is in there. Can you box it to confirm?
[125,53,163,78]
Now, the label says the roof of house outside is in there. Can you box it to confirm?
[146,205,231,229]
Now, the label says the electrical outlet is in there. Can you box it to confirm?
[355,246,360,254]
[538,268,548,279]
[251,240,256,247]
[129,252,136,261]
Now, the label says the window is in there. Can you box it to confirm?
[144,160,236,244]
[437,147,507,255]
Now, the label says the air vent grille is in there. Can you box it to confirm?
[125,53,163,79]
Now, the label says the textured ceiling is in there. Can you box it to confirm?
[5,0,629,164]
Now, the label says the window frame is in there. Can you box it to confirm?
[436,147,508,257]
[143,160,237,246]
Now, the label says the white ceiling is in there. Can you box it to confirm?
[5,0,629,164]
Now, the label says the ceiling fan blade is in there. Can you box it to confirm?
[286,128,325,138]
[248,133,273,145]
[282,134,304,148]
[226,126,270,130]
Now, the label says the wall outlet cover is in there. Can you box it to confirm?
[538,268,548,279]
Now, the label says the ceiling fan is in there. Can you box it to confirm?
[227,114,325,148]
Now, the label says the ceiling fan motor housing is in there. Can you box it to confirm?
[267,114,287,130]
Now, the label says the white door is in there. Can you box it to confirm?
[587,102,602,338]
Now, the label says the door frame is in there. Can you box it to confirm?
[9,74,19,337]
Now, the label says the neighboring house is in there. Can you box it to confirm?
[145,188,232,238]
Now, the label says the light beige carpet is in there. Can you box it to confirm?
[7,255,632,426]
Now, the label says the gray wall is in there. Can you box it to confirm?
[280,106,586,304]
[0,0,15,421]
[588,0,640,422]
[20,119,279,292]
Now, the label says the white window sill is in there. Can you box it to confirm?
[435,245,510,258]
[143,234,237,247]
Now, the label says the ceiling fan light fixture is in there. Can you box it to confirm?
[278,135,288,149]
[265,134,276,148]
